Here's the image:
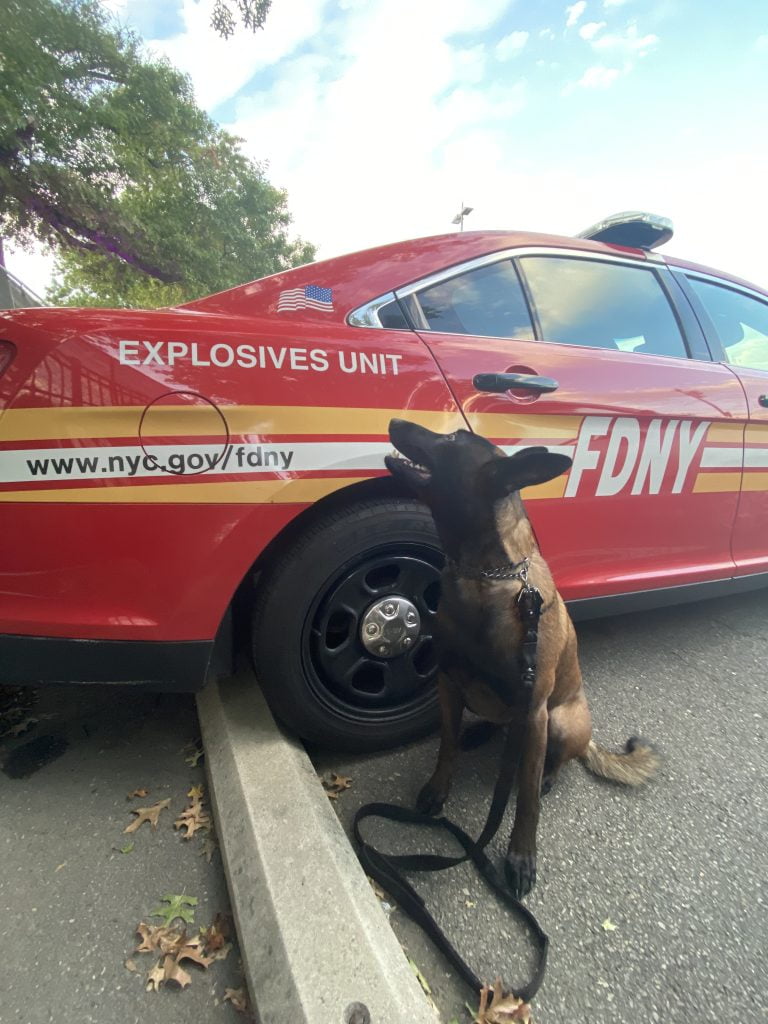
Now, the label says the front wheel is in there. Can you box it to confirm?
[251,497,443,751]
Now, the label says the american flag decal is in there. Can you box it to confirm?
[277,284,334,312]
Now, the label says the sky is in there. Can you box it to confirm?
[7,0,768,297]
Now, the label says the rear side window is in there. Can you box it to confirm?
[687,277,768,372]
[415,260,534,339]
[519,256,688,359]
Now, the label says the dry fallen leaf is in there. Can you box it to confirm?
[201,912,231,951]
[224,987,249,1013]
[322,772,352,799]
[602,918,618,932]
[162,954,192,989]
[124,959,138,972]
[174,787,211,840]
[124,798,171,834]
[146,960,165,993]
[184,743,204,768]
[368,877,387,901]
[127,788,149,799]
[474,980,532,1024]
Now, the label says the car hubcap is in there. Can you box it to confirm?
[360,595,421,658]
[302,545,443,723]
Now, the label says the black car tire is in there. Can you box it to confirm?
[251,496,443,751]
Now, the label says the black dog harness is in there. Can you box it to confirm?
[354,555,549,1005]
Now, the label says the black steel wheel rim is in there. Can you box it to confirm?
[301,542,443,726]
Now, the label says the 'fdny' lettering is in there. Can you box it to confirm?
[565,416,710,498]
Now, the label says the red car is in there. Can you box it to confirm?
[2,212,767,750]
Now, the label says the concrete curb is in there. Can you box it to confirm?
[197,674,438,1024]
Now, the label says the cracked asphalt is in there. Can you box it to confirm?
[314,590,768,1023]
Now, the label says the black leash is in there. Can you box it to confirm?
[353,563,549,1004]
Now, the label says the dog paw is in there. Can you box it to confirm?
[415,779,447,816]
[504,850,537,898]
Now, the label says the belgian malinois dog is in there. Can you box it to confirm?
[386,418,658,898]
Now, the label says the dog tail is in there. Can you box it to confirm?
[580,736,659,786]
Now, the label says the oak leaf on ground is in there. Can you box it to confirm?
[224,987,249,1013]
[174,787,211,839]
[146,960,165,993]
[162,953,192,989]
[127,788,149,799]
[150,893,198,927]
[474,980,532,1023]
[321,772,352,799]
[124,798,171,834]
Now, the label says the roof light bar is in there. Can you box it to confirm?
[578,211,674,251]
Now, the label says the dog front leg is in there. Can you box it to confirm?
[505,703,548,897]
[416,673,463,815]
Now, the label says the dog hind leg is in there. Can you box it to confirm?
[542,693,592,795]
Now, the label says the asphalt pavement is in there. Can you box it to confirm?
[314,590,768,1023]
[0,685,248,1024]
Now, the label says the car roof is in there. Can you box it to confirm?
[177,230,648,320]
[179,229,767,319]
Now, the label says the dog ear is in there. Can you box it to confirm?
[486,447,573,495]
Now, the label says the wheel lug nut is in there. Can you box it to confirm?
[377,644,388,655]
[383,602,396,615]
[366,623,379,636]
[402,637,413,647]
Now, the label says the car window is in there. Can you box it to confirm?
[415,259,535,339]
[519,256,689,359]
[687,277,768,372]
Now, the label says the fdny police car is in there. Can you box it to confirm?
[1,212,767,750]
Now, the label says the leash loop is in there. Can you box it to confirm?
[353,727,549,1004]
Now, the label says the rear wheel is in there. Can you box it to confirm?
[252,497,443,751]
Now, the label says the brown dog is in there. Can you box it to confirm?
[385,419,658,897]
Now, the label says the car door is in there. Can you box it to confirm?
[398,249,746,601]
[683,274,768,576]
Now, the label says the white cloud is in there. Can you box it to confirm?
[591,21,659,56]
[539,27,556,39]
[755,34,768,53]
[225,0,524,259]
[603,0,627,6]
[565,1,587,28]
[496,30,529,59]
[568,64,621,90]
[579,21,606,40]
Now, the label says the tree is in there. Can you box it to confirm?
[211,0,272,39]
[1,0,313,307]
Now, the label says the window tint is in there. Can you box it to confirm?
[416,260,534,339]
[687,277,768,372]
[519,256,688,359]
[377,298,409,329]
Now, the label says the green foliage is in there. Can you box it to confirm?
[1,0,314,307]
[211,0,272,38]
[150,893,198,927]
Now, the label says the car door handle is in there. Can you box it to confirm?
[473,372,559,394]
[759,394,768,408]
